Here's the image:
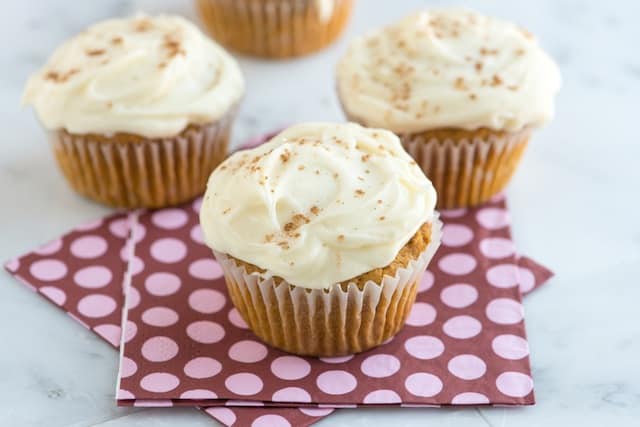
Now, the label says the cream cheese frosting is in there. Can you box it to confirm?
[336,8,562,133]
[200,122,437,289]
[22,14,244,138]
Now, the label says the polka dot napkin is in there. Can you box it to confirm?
[3,212,334,427]
[3,196,551,426]
[115,192,553,411]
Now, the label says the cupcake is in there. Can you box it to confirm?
[22,15,244,208]
[336,8,561,208]
[200,122,441,356]
[196,0,354,58]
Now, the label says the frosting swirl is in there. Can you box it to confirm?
[336,8,561,133]
[200,122,437,289]
[23,14,244,138]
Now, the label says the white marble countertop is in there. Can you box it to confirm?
[1,0,638,425]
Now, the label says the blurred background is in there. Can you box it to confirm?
[1,1,638,426]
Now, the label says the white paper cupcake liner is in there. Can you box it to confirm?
[213,214,442,356]
[48,110,237,208]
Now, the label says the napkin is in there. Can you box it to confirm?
[115,193,553,409]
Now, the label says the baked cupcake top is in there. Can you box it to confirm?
[200,122,437,289]
[23,14,244,138]
[336,8,561,133]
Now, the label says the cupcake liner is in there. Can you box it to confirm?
[49,109,236,209]
[213,215,442,357]
[196,0,353,58]
[401,130,530,209]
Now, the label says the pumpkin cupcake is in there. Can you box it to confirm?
[23,14,244,208]
[200,122,441,356]
[196,0,354,58]
[336,8,561,208]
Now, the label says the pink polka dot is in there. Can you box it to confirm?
[486,264,519,288]
[129,256,144,276]
[405,302,437,326]
[120,242,131,262]
[73,266,112,288]
[127,286,140,309]
[441,224,474,247]
[229,340,268,363]
[320,355,354,364]
[131,223,147,244]
[150,238,187,263]
[476,208,510,229]
[440,284,478,308]
[228,308,248,329]
[189,259,223,280]
[120,357,137,378]
[360,354,400,378]
[317,370,357,395]
[404,335,445,360]
[480,238,516,259]
[252,414,291,427]
[140,372,180,393]
[451,392,490,404]
[117,389,135,399]
[443,315,482,339]
[152,208,188,229]
[180,389,217,399]
[109,218,129,238]
[486,298,524,324]
[74,218,103,231]
[363,389,402,404]
[205,408,236,425]
[188,288,226,313]
[30,259,67,281]
[405,373,443,397]
[448,354,487,380]
[5,258,19,272]
[225,373,264,396]
[440,208,467,218]
[39,286,66,306]
[186,320,225,344]
[492,334,529,360]
[70,235,108,259]
[298,408,334,416]
[77,294,116,318]
[496,372,534,397]
[438,253,477,275]
[418,270,434,292]
[190,225,205,245]
[192,197,203,214]
[142,307,179,327]
[145,272,181,296]
[271,356,311,380]
[35,239,62,255]
[184,357,222,379]
[93,324,121,347]
[272,387,311,402]
[124,320,138,343]
[518,267,536,294]
[141,336,179,362]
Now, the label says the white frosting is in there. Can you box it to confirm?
[336,8,561,133]
[200,122,437,289]
[22,15,244,138]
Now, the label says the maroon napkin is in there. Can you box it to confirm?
[115,193,553,409]
[3,214,333,427]
[4,196,552,426]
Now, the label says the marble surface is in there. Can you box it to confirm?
[1,0,638,425]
